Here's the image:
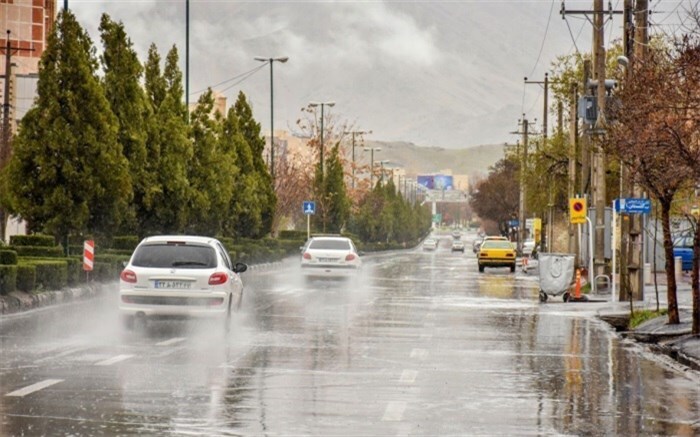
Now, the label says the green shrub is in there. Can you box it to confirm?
[93,261,117,282]
[278,230,307,240]
[217,237,235,250]
[629,309,668,329]
[112,236,139,251]
[0,265,18,294]
[0,250,18,265]
[104,249,134,257]
[17,264,36,292]
[65,257,82,286]
[13,245,64,258]
[10,234,56,247]
[29,261,68,291]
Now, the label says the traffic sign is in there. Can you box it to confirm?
[303,201,316,215]
[432,213,442,224]
[614,198,651,214]
[83,240,94,272]
[569,198,587,224]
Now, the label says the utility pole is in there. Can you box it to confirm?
[518,116,529,254]
[568,82,579,257]
[344,130,371,190]
[625,0,649,301]
[1,30,32,243]
[592,0,607,280]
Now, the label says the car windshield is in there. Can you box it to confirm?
[309,239,351,250]
[482,241,513,249]
[131,243,217,268]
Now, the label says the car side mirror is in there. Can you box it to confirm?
[233,262,248,273]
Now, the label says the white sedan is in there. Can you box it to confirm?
[119,235,247,330]
[301,236,362,278]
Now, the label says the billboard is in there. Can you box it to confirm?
[417,174,453,190]
[417,175,434,189]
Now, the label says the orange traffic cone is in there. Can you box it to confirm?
[574,269,581,299]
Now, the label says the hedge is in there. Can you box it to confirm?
[278,230,307,240]
[0,265,17,294]
[17,264,36,292]
[30,261,68,291]
[13,245,64,258]
[10,234,56,247]
[0,250,18,265]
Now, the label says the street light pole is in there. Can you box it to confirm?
[309,101,335,180]
[255,56,288,180]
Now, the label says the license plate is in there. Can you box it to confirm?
[154,280,192,289]
[318,257,338,263]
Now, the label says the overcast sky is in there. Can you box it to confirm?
[69,0,695,149]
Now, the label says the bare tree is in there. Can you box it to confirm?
[605,42,699,326]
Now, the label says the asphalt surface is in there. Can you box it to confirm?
[1,233,699,436]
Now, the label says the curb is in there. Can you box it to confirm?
[0,283,103,316]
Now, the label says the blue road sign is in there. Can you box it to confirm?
[303,201,316,215]
[508,219,519,228]
[614,198,651,214]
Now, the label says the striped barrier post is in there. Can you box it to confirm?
[83,240,94,281]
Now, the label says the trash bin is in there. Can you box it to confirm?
[538,253,575,302]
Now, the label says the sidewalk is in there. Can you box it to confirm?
[596,272,699,371]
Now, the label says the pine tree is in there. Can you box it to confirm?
[320,143,350,233]
[142,45,192,234]
[2,10,130,243]
[234,92,276,237]
[99,14,151,234]
[187,90,236,235]
[221,107,261,238]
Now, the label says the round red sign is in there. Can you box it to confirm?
[573,202,583,212]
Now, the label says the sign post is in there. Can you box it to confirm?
[612,198,651,302]
[303,201,316,240]
[83,240,94,282]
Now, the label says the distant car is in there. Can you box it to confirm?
[423,238,438,251]
[451,230,462,239]
[478,239,516,273]
[451,240,465,252]
[673,236,694,272]
[119,235,247,330]
[301,235,362,278]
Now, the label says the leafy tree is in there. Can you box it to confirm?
[142,45,192,234]
[99,14,151,234]
[235,92,276,237]
[2,10,130,244]
[186,90,236,235]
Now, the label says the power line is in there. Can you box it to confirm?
[527,0,556,78]
[189,63,267,96]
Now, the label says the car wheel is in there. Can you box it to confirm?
[563,292,570,302]
[478,264,485,273]
[510,264,516,273]
[539,291,548,302]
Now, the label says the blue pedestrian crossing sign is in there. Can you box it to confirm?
[303,201,316,215]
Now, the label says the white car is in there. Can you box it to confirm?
[301,236,362,278]
[522,239,536,256]
[119,235,247,330]
[423,238,438,251]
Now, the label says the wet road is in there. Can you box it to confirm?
[1,232,699,436]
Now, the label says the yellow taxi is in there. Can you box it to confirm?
[478,239,516,273]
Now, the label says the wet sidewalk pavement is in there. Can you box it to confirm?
[596,272,699,371]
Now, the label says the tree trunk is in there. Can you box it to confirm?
[660,201,680,324]
[693,221,700,334]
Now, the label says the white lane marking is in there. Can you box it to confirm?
[410,348,428,359]
[95,354,134,366]
[156,337,186,347]
[382,401,407,421]
[34,346,90,364]
[399,369,418,384]
[6,379,63,397]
